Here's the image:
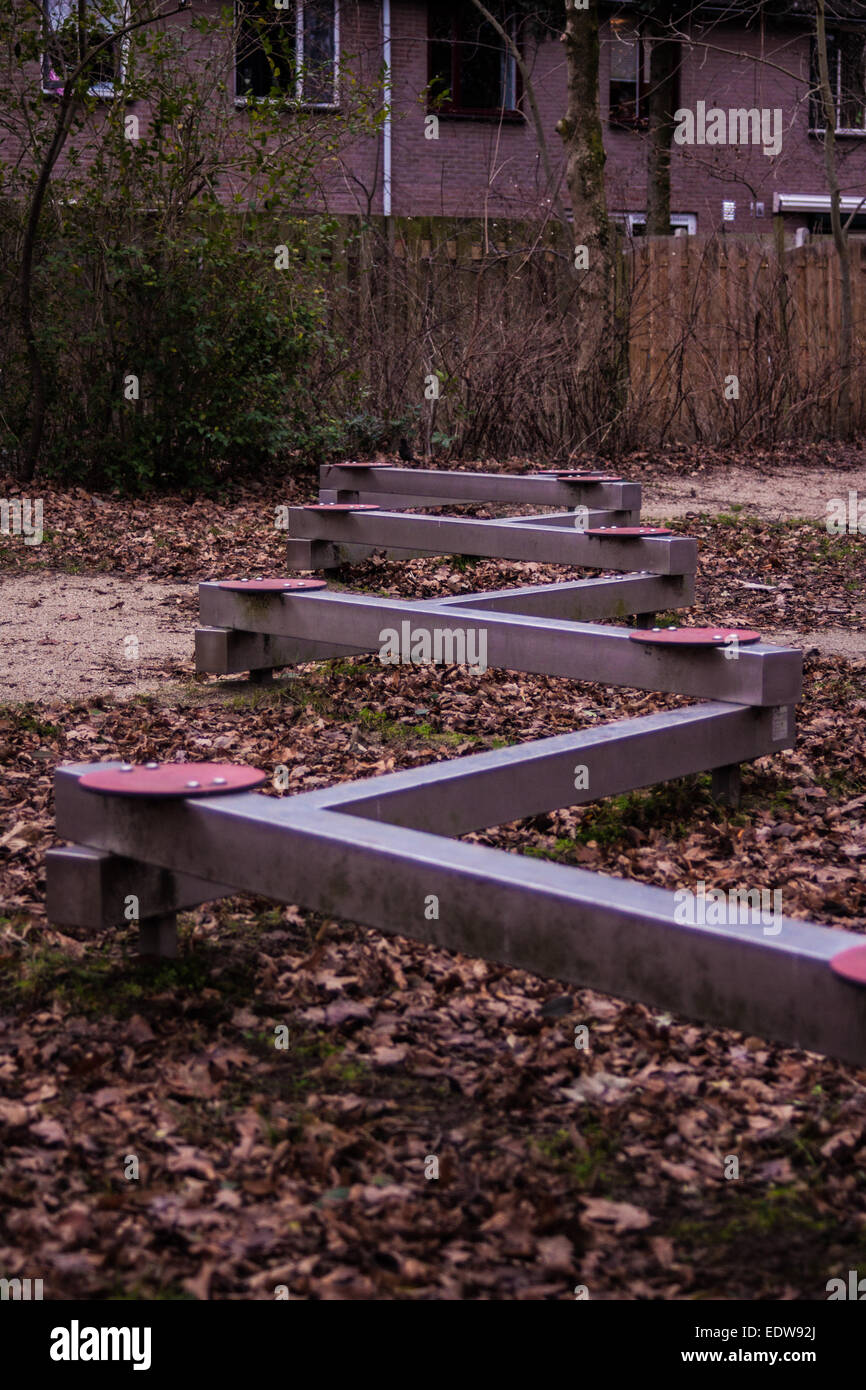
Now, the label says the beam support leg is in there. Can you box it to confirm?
[712,763,742,808]
[138,913,178,959]
[635,612,656,630]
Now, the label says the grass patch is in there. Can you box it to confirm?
[4,935,256,1023]
[524,777,717,855]
[533,1122,624,1193]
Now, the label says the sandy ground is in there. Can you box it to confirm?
[641,463,866,521]
[0,574,193,703]
[2,465,865,703]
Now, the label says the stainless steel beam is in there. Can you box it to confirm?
[45,845,233,927]
[285,702,795,834]
[319,465,641,513]
[196,575,693,675]
[195,625,364,675]
[51,765,866,1066]
[321,495,636,525]
[437,574,695,620]
[287,509,696,575]
[197,586,802,705]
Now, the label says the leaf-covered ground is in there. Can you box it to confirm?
[1,449,865,1300]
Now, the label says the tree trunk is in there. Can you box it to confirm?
[645,10,679,237]
[815,0,853,438]
[19,90,79,482]
[556,0,612,369]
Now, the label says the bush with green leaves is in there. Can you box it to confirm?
[23,208,337,491]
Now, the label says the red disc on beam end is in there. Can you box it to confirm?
[215,577,327,593]
[585,526,672,537]
[558,473,624,483]
[629,626,761,647]
[216,577,326,592]
[531,472,623,483]
[830,945,866,986]
[79,762,268,799]
[299,503,382,512]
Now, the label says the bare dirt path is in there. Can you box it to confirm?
[0,574,193,703]
[641,462,866,521]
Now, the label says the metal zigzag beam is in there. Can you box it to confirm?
[48,465,861,1067]
[47,731,866,1065]
[285,508,696,573]
[196,586,801,705]
[318,463,641,515]
[195,574,697,677]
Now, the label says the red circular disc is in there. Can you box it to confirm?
[585,526,672,537]
[559,473,624,483]
[629,626,762,647]
[830,945,866,986]
[531,472,622,483]
[299,503,382,512]
[79,762,268,799]
[215,578,327,592]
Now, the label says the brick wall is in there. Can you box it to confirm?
[11,1,866,232]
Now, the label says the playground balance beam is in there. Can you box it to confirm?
[195,574,696,678]
[196,586,801,707]
[284,509,695,573]
[318,464,641,517]
[47,698,866,1067]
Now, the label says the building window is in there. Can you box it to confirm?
[608,16,680,132]
[42,0,125,98]
[236,0,339,107]
[811,30,866,135]
[617,212,697,237]
[428,2,520,118]
[608,16,650,129]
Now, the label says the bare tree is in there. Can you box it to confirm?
[815,0,854,438]
[556,0,613,368]
[644,1,681,236]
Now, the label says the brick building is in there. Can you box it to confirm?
[32,1,866,234]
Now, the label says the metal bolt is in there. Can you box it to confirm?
[212,777,227,786]
[186,780,201,789]
[120,764,134,772]
[145,762,159,770]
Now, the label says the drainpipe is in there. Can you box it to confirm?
[383,0,392,217]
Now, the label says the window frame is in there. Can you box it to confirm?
[427,3,522,122]
[234,0,341,111]
[41,0,129,100]
[809,28,866,137]
[607,17,681,134]
[616,212,697,237]
[608,15,650,131]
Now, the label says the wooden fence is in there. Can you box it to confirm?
[627,233,866,439]
[313,217,865,448]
